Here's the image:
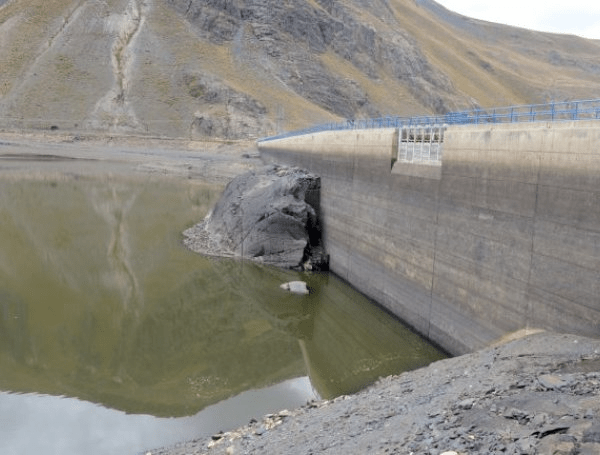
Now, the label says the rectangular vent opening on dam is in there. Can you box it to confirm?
[392,125,444,179]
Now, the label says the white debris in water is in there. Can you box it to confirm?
[280,281,309,295]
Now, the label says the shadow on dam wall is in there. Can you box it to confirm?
[258,121,600,356]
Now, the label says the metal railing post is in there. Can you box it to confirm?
[257,98,600,143]
[428,125,433,161]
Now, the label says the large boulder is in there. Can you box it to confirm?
[184,165,327,270]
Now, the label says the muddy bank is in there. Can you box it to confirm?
[0,133,262,183]
[149,331,600,455]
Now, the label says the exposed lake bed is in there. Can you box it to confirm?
[0,133,445,454]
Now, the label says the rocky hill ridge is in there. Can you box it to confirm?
[1,0,599,139]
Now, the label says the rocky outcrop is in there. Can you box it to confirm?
[185,74,274,139]
[166,0,459,116]
[183,165,327,270]
[3,0,600,138]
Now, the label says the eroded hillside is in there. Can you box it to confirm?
[0,0,599,139]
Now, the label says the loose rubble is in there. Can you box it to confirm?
[148,332,600,455]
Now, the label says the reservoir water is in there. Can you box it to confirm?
[0,153,446,454]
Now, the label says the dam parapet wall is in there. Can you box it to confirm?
[258,121,600,355]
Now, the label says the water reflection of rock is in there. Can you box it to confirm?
[228,264,446,400]
[117,257,308,416]
[0,174,444,418]
[0,290,30,364]
[0,175,263,416]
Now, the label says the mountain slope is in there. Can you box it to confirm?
[0,0,599,139]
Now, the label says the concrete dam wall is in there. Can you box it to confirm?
[258,121,600,356]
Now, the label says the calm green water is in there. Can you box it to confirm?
[0,170,445,454]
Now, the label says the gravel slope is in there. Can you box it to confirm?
[150,332,600,455]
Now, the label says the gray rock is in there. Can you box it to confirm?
[184,165,327,270]
[536,434,577,455]
[456,398,474,410]
[280,281,310,295]
[503,407,529,422]
[579,442,600,455]
[538,374,571,390]
[517,437,536,452]
[583,424,600,443]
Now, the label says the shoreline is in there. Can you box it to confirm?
[150,331,600,455]
[2,134,598,454]
[0,132,262,181]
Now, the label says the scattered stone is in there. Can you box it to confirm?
[503,407,529,422]
[539,374,570,390]
[280,281,309,295]
[517,436,536,452]
[583,424,600,443]
[536,434,577,455]
[530,412,548,427]
[456,398,474,410]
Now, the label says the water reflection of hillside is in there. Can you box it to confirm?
[0,175,307,416]
[0,174,445,418]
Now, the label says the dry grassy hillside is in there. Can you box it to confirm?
[0,0,599,139]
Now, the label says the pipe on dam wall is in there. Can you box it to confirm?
[258,122,600,356]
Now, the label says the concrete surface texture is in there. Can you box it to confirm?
[258,121,600,355]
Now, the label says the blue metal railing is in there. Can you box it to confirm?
[258,98,600,143]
